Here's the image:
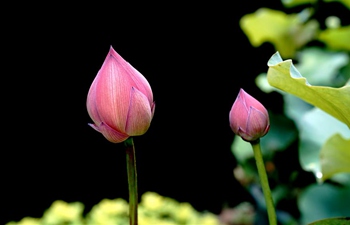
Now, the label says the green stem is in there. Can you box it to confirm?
[124,137,138,225]
[251,139,277,225]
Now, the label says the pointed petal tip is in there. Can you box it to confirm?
[239,88,246,93]
[108,45,116,54]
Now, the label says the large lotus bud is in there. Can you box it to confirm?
[87,46,155,143]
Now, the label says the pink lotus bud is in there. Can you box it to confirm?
[86,46,155,143]
[229,88,269,142]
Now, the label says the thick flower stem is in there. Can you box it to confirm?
[124,137,138,225]
[251,139,277,225]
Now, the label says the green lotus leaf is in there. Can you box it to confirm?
[317,25,350,51]
[267,51,350,128]
[240,8,318,58]
[257,47,349,91]
[320,133,350,181]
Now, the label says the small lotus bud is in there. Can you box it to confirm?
[229,88,270,142]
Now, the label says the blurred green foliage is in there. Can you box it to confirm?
[233,0,350,224]
[6,192,222,225]
[240,7,318,58]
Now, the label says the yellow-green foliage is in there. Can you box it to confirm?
[239,8,318,58]
[6,192,222,225]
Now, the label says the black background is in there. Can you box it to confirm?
[3,1,345,224]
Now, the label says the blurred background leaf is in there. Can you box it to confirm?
[297,107,350,180]
[240,8,318,58]
[295,48,349,87]
[318,25,350,51]
[298,183,350,224]
[319,134,350,181]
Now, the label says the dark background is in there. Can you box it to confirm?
[3,1,336,224]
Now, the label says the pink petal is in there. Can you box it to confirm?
[237,127,252,141]
[94,51,132,131]
[229,92,249,133]
[126,63,154,102]
[110,47,154,103]
[89,122,129,143]
[86,76,102,125]
[246,106,269,140]
[150,102,156,118]
[240,89,268,117]
[125,87,153,136]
